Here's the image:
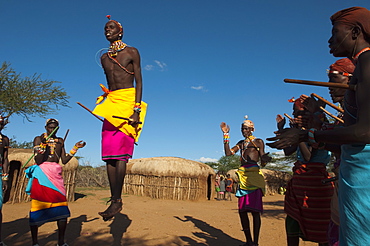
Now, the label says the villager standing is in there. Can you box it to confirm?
[27,119,85,246]
[220,117,271,246]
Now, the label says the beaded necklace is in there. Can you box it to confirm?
[352,47,370,63]
[107,40,134,75]
[108,40,127,57]
[43,133,59,158]
[241,135,259,162]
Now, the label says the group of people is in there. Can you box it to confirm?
[218,6,370,246]
[1,6,370,246]
[215,172,233,201]
[266,6,370,246]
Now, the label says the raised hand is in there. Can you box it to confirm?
[220,122,230,133]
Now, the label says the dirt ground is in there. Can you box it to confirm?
[2,188,317,246]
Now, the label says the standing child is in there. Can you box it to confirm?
[225,174,234,201]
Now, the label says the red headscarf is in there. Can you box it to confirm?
[330,7,370,41]
[329,58,355,75]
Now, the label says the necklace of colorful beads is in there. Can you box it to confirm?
[108,40,127,57]
[43,133,58,156]
[353,47,370,62]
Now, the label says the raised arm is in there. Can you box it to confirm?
[60,140,86,165]
[220,122,240,156]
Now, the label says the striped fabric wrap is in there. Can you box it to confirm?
[25,162,70,226]
[284,161,334,243]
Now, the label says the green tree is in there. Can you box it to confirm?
[0,62,69,121]
[203,155,242,173]
[266,152,295,173]
[9,137,33,149]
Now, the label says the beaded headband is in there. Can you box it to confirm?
[46,118,59,126]
[242,115,255,131]
[106,15,123,33]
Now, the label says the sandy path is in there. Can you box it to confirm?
[2,188,317,246]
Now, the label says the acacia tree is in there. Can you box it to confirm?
[0,62,69,121]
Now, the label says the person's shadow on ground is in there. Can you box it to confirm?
[109,213,132,246]
[175,215,243,246]
[2,217,30,242]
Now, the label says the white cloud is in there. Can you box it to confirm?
[154,60,167,71]
[144,65,154,71]
[198,157,218,163]
[144,60,167,71]
[191,85,204,90]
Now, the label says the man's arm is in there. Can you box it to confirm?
[34,136,46,165]
[256,139,271,167]
[2,136,9,174]
[129,47,143,125]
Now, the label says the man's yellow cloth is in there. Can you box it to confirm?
[236,166,266,195]
[92,85,147,142]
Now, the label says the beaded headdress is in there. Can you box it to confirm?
[242,115,255,131]
[106,15,123,34]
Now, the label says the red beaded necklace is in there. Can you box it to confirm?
[352,47,370,62]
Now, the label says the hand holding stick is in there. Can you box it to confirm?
[311,93,344,113]
[112,115,142,124]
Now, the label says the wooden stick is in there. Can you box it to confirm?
[112,115,142,124]
[77,102,103,122]
[283,113,292,120]
[283,113,306,130]
[63,129,70,142]
[311,93,344,113]
[319,106,344,123]
[284,79,356,91]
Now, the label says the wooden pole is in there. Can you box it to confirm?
[319,106,344,123]
[311,93,344,113]
[284,78,356,91]
[77,102,103,122]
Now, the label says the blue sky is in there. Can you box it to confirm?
[1,1,369,166]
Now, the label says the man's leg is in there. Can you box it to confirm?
[239,211,254,245]
[57,219,67,246]
[286,216,299,246]
[99,160,126,218]
[251,212,261,245]
[30,225,38,245]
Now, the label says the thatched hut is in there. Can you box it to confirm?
[6,148,79,203]
[227,168,292,195]
[123,157,216,201]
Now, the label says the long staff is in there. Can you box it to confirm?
[284,79,356,91]
[319,106,344,123]
[22,126,60,168]
[311,93,344,114]
[77,102,104,122]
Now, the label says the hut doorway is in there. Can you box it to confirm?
[207,174,213,200]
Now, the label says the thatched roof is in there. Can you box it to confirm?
[127,157,215,178]
[8,148,79,170]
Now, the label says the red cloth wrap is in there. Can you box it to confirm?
[329,58,355,74]
[331,7,370,41]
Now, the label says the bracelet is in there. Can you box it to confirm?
[308,128,317,144]
[68,145,79,156]
[34,144,46,154]
[133,104,142,114]
[2,173,9,181]
[223,133,230,144]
